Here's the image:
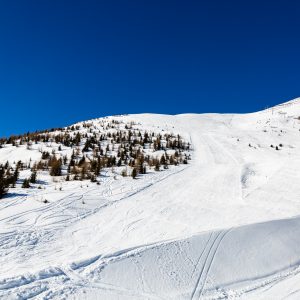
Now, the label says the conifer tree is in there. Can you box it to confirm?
[131,168,137,179]
[22,178,30,188]
[155,161,160,172]
[10,166,19,188]
[0,167,9,198]
[30,170,37,184]
[50,157,62,176]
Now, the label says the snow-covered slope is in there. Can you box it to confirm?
[0,98,300,299]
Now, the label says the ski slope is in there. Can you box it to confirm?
[0,98,300,299]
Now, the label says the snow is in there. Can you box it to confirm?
[0,98,300,298]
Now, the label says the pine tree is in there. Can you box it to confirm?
[131,168,137,179]
[80,165,87,180]
[22,178,30,188]
[9,166,19,188]
[30,170,37,184]
[74,132,81,146]
[160,154,166,165]
[121,169,127,177]
[0,167,9,199]
[50,157,62,176]
[90,174,97,182]
[155,161,160,172]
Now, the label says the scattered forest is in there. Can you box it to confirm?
[0,118,191,198]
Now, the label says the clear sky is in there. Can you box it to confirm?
[0,0,299,137]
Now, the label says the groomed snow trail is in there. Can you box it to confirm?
[1,98,300,298]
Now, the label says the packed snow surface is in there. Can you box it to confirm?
[1,98,300,299]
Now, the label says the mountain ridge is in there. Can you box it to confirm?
[0,98,300,299]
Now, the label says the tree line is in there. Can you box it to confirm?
[0,119,191,198]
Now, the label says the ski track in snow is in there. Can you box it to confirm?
[190,229,232,300]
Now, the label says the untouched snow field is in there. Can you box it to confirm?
[1,98,300,299]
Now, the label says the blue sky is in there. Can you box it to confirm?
[0,0,299,136]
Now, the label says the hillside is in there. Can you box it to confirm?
[0,98,300,299]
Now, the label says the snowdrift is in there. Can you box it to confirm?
[71,216,300,299]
